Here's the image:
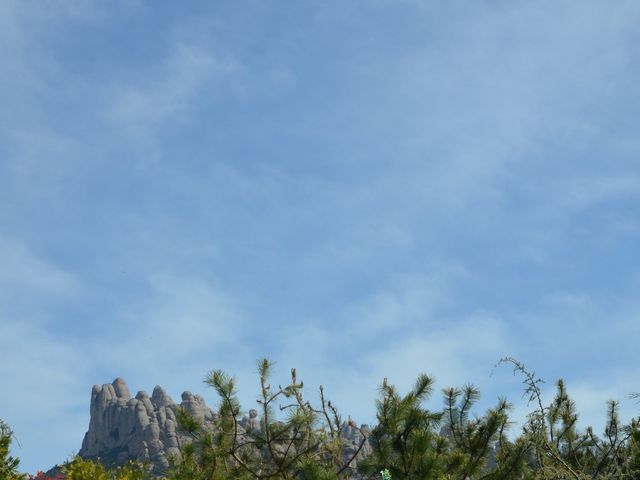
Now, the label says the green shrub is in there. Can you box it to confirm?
[0,418,26,480]
[62,456,147,480]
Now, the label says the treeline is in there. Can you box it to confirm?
[2,357,639,479]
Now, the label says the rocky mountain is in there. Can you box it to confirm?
[78,378,372,477]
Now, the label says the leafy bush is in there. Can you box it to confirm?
[62,456,147,480]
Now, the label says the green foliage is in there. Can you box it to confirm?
[498,356,640,479]
[62,456,148,480]
[164,358,640,479]
[62,457,108,480]
[357,374,448,479]
[0,418,26,480]
[3,357,640,479]
[168,358,359,480]
[357,375,533,479]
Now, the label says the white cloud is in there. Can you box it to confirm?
[0,237,88,470]
[80,272,255,400]
[1,268,257,472]
[361,312,510,392]
[1,0,639,473]
[569,377,640,435]
[0,237,79,298]
[246,311,512,427]
[561,175,640,211]
[499,369,640,440]
[0,318,90,474]
[247,271,514,426]
[106,42,240,140]
[0,322,87,416]
[139,273,246,352]
[346,274,456,334]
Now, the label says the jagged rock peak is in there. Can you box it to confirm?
[180,391,212,422]
[80,378,216,476]
[112,378,131,400]
[151,385,173,407]
[135,390,149,399]
[90,383,119,411]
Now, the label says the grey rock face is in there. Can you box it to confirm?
[79,379,217,475]
[179,391,214,423]
[79,378,372,477]
[339,420,373,475]
[112,378,131,400]
[240,408,261,433]
[151,386,173,408]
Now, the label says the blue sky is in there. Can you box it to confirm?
[1,0,640,474]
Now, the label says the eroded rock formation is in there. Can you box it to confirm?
[79,378,372,476]
[79,378,216,474]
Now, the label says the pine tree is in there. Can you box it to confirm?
[356,374,448,479]
[168,358,366,479]
[356,375,529,479]
[0,418,26,480]
[498,356,640,479]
